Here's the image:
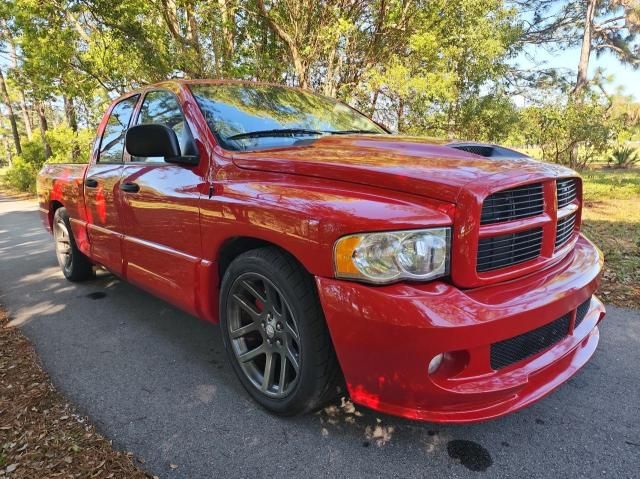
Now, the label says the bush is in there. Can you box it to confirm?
[521,100,614,170]
[3,140,47,193]
[4,157,39,193]
[45,126,93,164]
[2,127,94,192]
[608,146,639,169]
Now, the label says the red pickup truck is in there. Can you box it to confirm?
[37,80,605,423]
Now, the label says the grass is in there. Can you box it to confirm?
[581,168,640,308]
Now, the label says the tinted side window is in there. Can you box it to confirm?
[98,95,139,163]
[134,90,196,163]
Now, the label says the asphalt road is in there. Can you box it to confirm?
[1,194,639,479]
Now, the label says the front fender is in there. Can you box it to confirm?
[199,169,454,278]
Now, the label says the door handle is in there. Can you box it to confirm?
[85,178,98,188]
[120,182,140,193]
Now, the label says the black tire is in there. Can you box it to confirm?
[52,207,94,282]
[219,246,342,415]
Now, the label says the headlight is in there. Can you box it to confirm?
[334,227,451,284]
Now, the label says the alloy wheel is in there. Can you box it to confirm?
[54,217,72,271]
[226,272,301,398]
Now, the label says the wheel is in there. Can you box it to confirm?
[219,246,341,415]
[53,207,94,282]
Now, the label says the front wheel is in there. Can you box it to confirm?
[219,247,341,415]
[53,207,94,282]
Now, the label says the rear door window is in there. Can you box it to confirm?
[98,95,139,163]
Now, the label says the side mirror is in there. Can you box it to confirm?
[125,124,199,165]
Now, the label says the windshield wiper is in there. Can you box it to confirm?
[227,128,325,140]
[227,128,385,141]
[326,129,384,135]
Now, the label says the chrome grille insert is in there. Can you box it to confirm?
[477,228,543,272]
[555,212,577,249]
[557,178,577,208]
[481,183,544,225]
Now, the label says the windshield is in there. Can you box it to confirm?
[188,83,387,151]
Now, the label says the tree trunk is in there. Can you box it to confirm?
[0,68,22,155]
[256,0,308,88]
[218,0,235,75]
[2,24,34,141]
[397,97,404,133]
[63,95,78,132]
[569,0,597,168]
[3,139,11,167]
[19,91,33,140]
[369,89,380,116]
[573,0,597,96]
[36,101,52,160]
[64,95,80,161]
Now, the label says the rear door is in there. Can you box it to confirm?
[84,94,139,275]
[118,89,203,314]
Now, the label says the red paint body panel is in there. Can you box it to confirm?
[317,234,604,422]
[36,80,605,423]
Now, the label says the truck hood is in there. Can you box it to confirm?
[231,135,574,203]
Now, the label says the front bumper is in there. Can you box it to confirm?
[316,234,605,423]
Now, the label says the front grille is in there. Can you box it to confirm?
[557,178,577,208]
[481,183,544,225]
[574,297,592,328]
[477,228,542,272]
[555,212,577,249]
[490,314,571,370]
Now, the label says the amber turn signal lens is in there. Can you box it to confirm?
[334,235,363,277]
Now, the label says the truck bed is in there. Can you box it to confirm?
[37,163,88,233]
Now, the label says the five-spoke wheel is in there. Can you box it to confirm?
[54,215,72,271]
[227,273,301,398]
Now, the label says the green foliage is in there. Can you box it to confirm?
[0,0,639,196]
[608,146,640,169]
[45,126,94,164]
[4,157,37,192]
[455,94,521,142]
[521,100,615,169]
[356,0,521,135]
[3,139,46,192]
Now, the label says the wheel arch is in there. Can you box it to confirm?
[200,235,321,324]
[217,236,312,284]
[48,200,64,228]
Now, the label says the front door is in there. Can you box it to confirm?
[84,94,139,276]
[118,89,203,314]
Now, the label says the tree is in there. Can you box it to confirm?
[0,67,21,155]
[516,0,640,95]
[521,98,615,169]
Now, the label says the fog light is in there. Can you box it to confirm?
[428,353,444,375]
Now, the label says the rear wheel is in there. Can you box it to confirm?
[53,207,94,282]
[219,246,341,415]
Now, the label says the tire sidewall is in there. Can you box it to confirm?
[53,207,92,281]
[53,208,74,279]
